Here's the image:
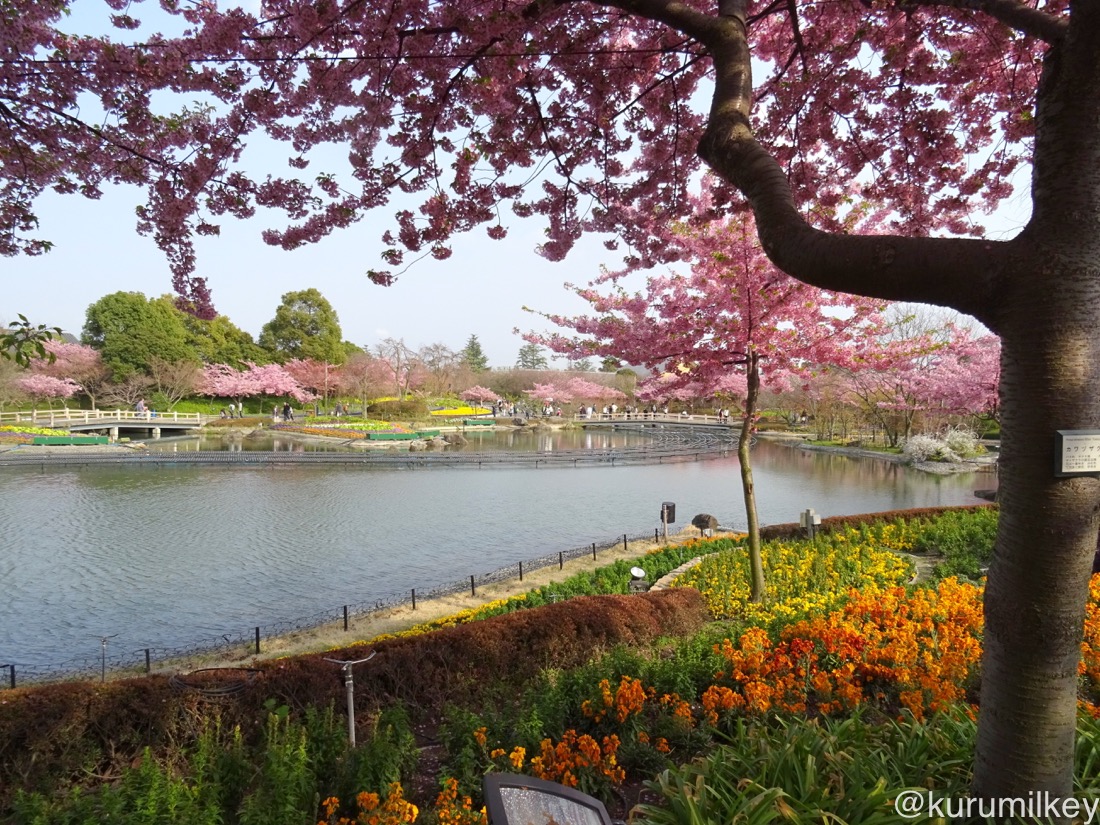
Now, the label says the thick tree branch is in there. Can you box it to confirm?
[902,0,1067,44]
[690,1,1010,331]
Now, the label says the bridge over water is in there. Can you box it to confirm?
[0,409,207,439]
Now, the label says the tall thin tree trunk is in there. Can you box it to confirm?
[739,353,766,603]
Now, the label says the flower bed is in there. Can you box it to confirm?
[673,523,916,625]
[429,406,491,416]
[0,425,68,443]
[269,418,413,439]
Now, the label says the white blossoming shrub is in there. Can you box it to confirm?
[943,427,982,458]
[903,434,946,462]
[903,428,983,462]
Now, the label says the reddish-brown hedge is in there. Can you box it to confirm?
[0,588,708,807]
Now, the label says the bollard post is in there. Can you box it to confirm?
[592,543,597,561]
[7,664,14,689]
[519,561,524,581]
[344,605,349,632]
[255,627,261,655]
[411,588,417,610]
[145,649,151,674]
[623,534,628,552]
[97,635,117,683]
[559,551,564,570]
[470,575,476,597]
[655,528,659,543]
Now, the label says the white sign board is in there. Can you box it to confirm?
[1055,430,1100,477]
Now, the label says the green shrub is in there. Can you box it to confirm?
[237,705,315,825]
[367,399,430,419]
[913,507,998,581]
[635,708,978,825]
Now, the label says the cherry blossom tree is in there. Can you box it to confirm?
[915,331,1002,430]
[8,0,1098,797]
[284,358,340,409]
[838,323,1001,445]
[14,374,81,411]
[30,341,110,409]
[248,363,315,405]
[562,377,627,405]
[340,353,393,413]
[199,362,311,410]
[530,212,887,600]
[525,382,572,406]
[375,338,425,400]
[460,385,499,405]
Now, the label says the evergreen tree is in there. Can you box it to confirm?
[515,342,548,370]
[459,334,490,372]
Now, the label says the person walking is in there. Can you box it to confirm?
[227,401,235,419]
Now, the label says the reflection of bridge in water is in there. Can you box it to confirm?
[0,409,207,440]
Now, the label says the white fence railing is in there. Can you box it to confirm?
[0,409,203,427]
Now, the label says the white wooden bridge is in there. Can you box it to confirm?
[0,409,207,439]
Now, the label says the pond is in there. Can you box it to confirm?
[0,431,994,672]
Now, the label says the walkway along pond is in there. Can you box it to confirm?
[0,429,994,684]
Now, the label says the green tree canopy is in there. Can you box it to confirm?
[258,288,346,364]
[81,293,197,379]
[515,342,548,370]
[460,334,490,372]
[180,313,269,366]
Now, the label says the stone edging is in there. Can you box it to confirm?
[650,557,705,590]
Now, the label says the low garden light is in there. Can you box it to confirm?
[482,773,613,825]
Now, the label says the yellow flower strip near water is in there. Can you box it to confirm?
[673,523,918,624]
[429,406,491,416]
[363,596,524,645]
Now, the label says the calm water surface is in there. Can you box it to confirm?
[1,434,995,665]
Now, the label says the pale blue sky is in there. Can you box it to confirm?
[3,183,614,368]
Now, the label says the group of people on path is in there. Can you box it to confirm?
[217,401,297,420]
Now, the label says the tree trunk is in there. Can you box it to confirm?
[972,10,1100,802]
[971,250,1100,801]
[739,353,766,603]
